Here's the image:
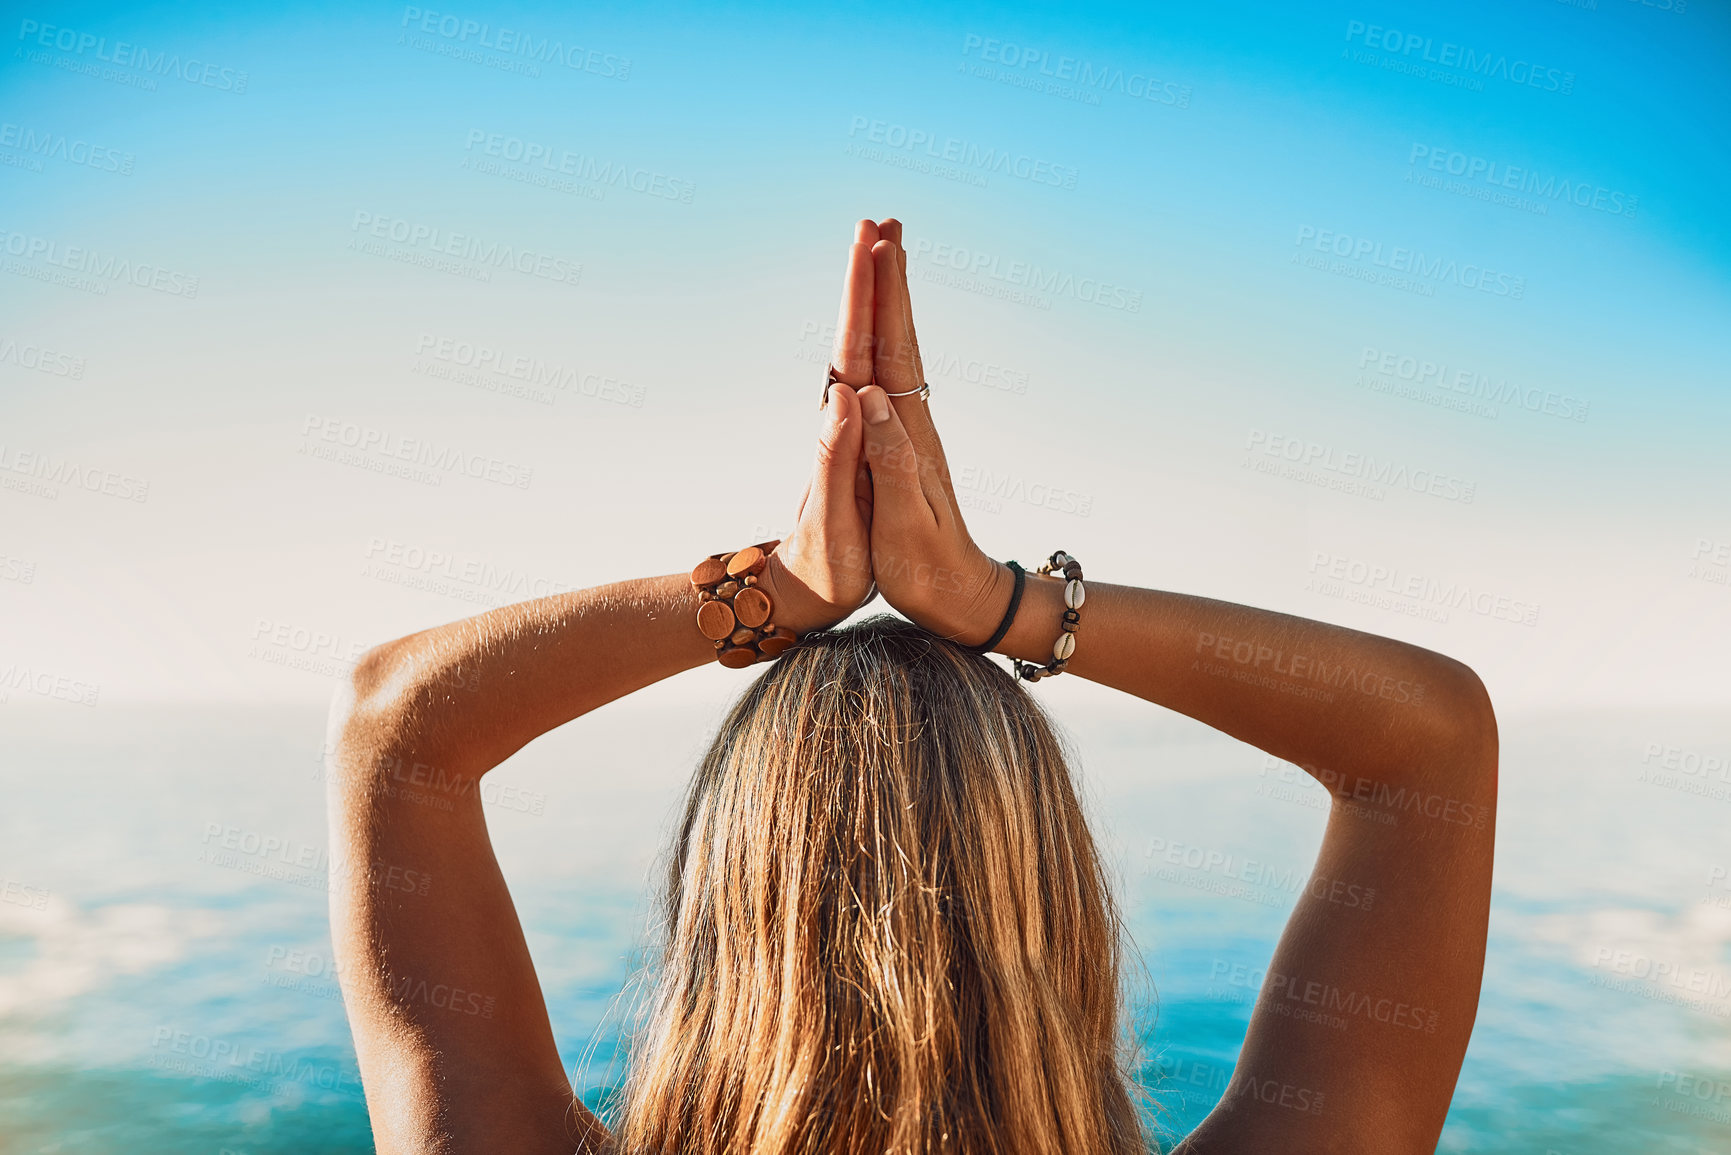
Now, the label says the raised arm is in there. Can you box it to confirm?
[326,575,722,1155]
[326,223,885,1155]
[998,583,1492,1155]
[857,225,1496,1154]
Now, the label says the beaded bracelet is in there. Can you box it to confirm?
[690,541,799,668]
[1010,550,1085,682]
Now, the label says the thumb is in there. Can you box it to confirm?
[858,384,939,529]
[813,381,864,512]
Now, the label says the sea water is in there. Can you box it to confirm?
[1,699,1725,1153]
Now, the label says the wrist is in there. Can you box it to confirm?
[925,555,1016,650]
[759,551,842,638]
[994,570,1068,665]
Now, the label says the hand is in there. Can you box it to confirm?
[758,221,883,635]
[854,220,1011,647]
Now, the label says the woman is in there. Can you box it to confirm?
[325,219,1497,1154]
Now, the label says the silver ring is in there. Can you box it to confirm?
[820,365,929,408]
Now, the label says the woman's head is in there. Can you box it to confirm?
[610,614,1142,1155]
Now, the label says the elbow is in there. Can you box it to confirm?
[348,636,420,712]
[1419,656,1499,785]
[324,638,428,787]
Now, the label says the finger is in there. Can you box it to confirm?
[831,238,876,385]
[856,218,881,247]
[870,239,953,499]
[870,239,924,396]
[854,454,874,533]
[813,381,866,535]
[857,384,941,531]
[877,217,908,285]
[806,381,873,592]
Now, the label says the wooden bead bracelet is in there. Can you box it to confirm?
[690,541,798,668]
[1010,550,1085,683]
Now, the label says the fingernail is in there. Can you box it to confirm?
[861,388,890,425]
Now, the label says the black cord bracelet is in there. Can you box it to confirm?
[960,560,1025,654]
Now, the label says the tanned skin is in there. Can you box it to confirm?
[327,219,1495,1154]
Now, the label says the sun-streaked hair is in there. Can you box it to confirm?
[607,613,1145,1155]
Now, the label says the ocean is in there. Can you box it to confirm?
[1,698,1726,1153]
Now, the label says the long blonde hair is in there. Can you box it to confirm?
[607,614,1144,1155]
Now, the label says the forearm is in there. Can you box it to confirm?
[324,572,713,1153]
[346,571,714,780]
[326,774,585,1155]
[995,573,1496,1148]
[991,571,1490,782]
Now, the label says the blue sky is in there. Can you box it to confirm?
[2,0,1728,708]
